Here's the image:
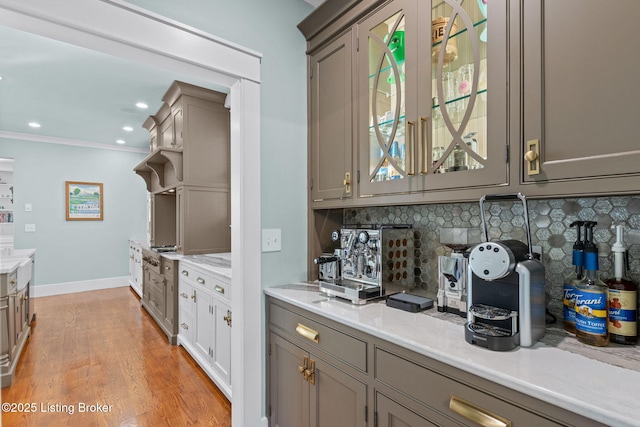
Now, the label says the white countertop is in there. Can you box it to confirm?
[179,252,231,279]
[0,248,35,274]
[265,283,640,427]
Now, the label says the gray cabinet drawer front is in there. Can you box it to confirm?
[270,302,367,372]
[163,258,176,275]
[374,347,552,426]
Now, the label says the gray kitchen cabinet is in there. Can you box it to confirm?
[134,81,231,256]
[141,251,179,345]
[309,29,355,204]
[1,267,30,388]
[267,299,368,427]
[266,296,606,427]
[520,0,640,194]
[356,0,508,198]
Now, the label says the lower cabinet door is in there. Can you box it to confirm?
[310,356,367,427]
[195,289,213,363]
[269,332,368,427]
[375,392,438,427]
[213,301,231,385]
[270,333,309,427]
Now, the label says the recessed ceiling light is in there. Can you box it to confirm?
[116,139,126,144]
[28,122,41,128]
[123,126,134,132]
[136,102,148,109]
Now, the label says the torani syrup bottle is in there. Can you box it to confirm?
[563,221,584,333]
[574,222,609,347]
[605,225,638,345]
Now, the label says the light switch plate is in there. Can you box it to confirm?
[25,224,36,232]
[25,203,33,212]
[262,229,281,252]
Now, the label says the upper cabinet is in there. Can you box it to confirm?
[520,0,640,191]
[357,0,508,197]
[301,0,640,207]
[135,81,230,194]
[309,29,355,202]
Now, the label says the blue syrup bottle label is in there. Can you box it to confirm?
[574,289,608,335]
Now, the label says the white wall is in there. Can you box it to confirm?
[124,0,313,287]
[0,138,148,286]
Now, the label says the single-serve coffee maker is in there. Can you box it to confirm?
[437,227,479,317]
[314,225,414,305]
[465,193,546,351]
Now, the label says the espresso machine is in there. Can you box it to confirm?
[314,225,414,305]
[465,194,546,351]
[437,227,478,317]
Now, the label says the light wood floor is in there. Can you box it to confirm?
[1,287,231,427]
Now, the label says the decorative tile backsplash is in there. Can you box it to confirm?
[343,195,640,321]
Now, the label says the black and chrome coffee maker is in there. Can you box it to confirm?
[465,193,546,351]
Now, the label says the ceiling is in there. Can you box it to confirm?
[0,25,227,152]
[0,2,323,152]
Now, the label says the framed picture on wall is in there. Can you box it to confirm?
[65,181,103,221]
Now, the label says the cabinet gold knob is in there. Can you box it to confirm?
[524,150,538,162]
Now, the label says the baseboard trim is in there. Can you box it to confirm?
[32,276,129,297]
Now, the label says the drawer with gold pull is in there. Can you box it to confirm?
[375,347,551,426]
[269,301,367,372]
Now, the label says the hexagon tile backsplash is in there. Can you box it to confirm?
[343,195,640,322]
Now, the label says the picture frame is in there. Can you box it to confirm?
[65,181,103,221]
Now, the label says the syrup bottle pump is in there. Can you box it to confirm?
[604,225,638,345]
[574,221,609,347]
[563,221,585,333]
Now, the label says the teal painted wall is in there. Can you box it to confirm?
[125,0,313,287]
[0,139,148,285]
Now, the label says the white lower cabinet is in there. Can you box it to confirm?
[128,241,143,297]
[177,261,231,399]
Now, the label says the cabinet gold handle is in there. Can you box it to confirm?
[525,139,540,176]
[197,277,205,285]
[223,310,232,326]
[214,285,225,294]
[181,270,189,276]
[181,323,189,329]
[406,120,415,175]
[449,395,511,427]
[419,117,429,174]
[343,172,351,194]
[296,323,319,343]
[305,359,316,385]
[180,292,188,299]
[298,355,309,375]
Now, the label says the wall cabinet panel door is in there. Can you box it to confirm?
[522,0,640,184]
[309,29,354,203]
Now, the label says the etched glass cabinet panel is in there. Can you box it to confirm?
[358,0,507,197]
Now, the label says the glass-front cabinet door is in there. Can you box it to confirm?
[358,0,508,197]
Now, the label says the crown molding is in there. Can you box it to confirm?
[0,131,148,154]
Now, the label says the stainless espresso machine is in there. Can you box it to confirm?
[465,194,546,351]
[314,225,414,305]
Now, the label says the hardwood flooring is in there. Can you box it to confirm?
[1,287,231,427]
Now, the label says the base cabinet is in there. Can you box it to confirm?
[141,252,178,345]
[269,332,367,427]
[1,269,30,388]
[128,241,143,297]
[266,297,606,427]
[177,261,232,399]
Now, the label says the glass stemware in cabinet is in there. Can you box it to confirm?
[428,0,488,175]
[367,11,407,183]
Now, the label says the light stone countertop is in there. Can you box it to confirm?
[0,248,36,274]
[178,252,231,280]
[265,282,640,427]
